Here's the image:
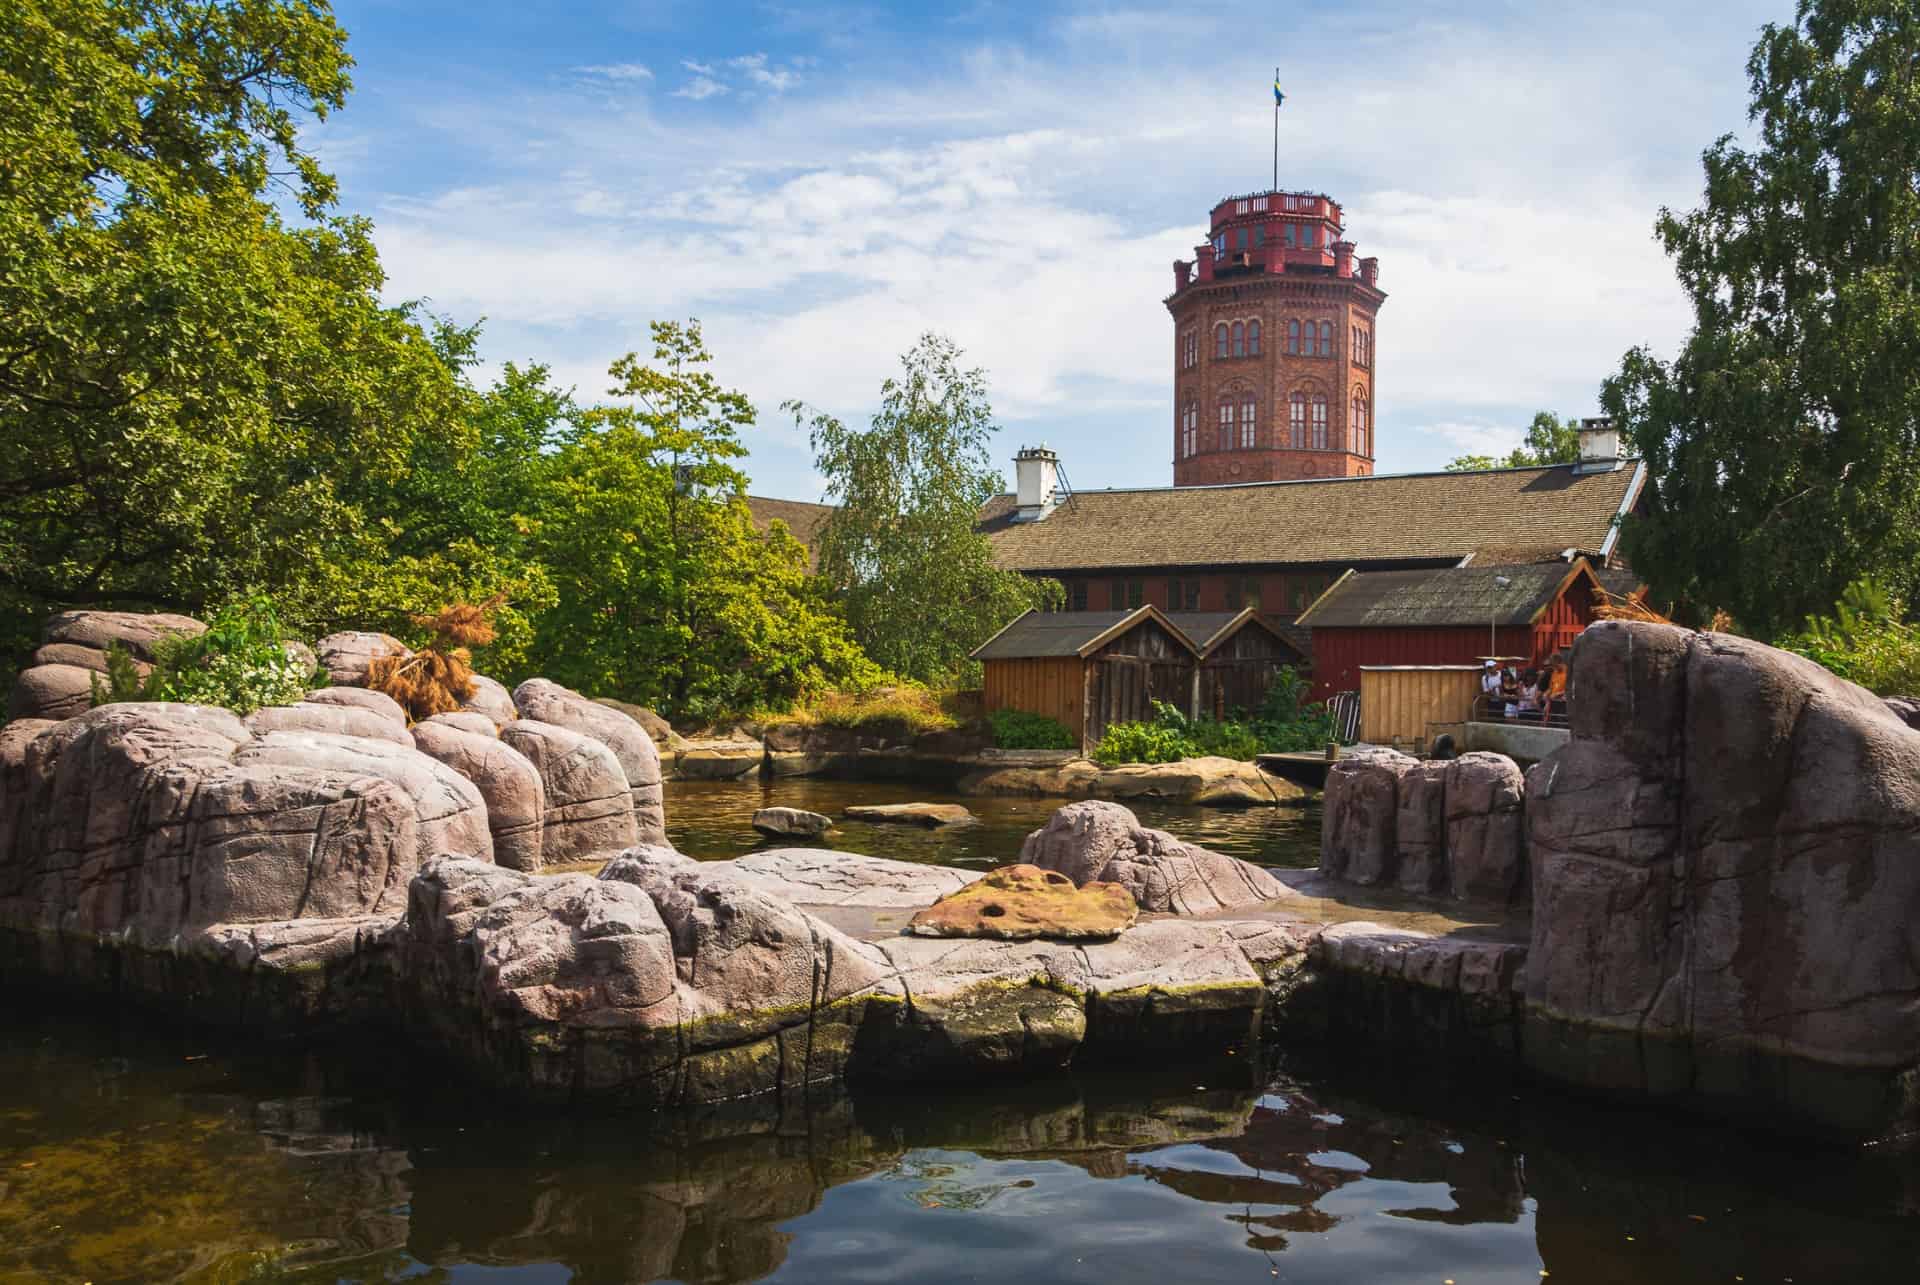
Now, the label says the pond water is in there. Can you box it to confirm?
[664,776,1324,870]
[6,780,1919,1282]
[4,1007,1918,1284]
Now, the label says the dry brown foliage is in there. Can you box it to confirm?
[367,595,505,720]
[1592,586,1670,624]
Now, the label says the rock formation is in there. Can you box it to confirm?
[313,631,410,688]
[6,610,208,721]
[498,720,639,863]
[907,864,1138,940]
[1020,799,1287,913]
[844,801,975,827]
[410,718,546,871]
[751,807,831,839]
[512,678,665,845]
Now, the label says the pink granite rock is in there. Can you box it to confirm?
[1019,799,1286,913]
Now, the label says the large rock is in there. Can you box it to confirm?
[907,864,1138,941]
[1885,696,1920,731]
[411,720,546,871]
[498,719,638,863]
[6,663,96,721]
[845,801,975,827]
[1524,621,1920,1136]
[1444,752,1526,903]
[630,847,978,909]
[1092,756,1306,806]
[244,701,412,746]
[751,807,831,839]
[511,679,664,845]
[42,609,204,659]
[302,685,409,727]
[1019,800,1287,914]
[595,697,680,747]
[673,738,764,780]
[31,642,150,677]
[460,673,518,727]
[1319,748,1415,885]
[314,631,410,688]
[1394,760,1450,894]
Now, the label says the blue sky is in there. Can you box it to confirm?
[318,0,1782,499]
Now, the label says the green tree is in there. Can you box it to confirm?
[1602,0,1920,637]
[787,334,1056,685]
[0,0,471,663]
[527,322,877,718]
[1445,412,1581,471]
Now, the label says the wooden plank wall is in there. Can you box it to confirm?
[982,657,1086,743]
[1311,626,1533,699]
[1358,667,1482,750]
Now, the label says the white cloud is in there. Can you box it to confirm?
[728,52,800,92]
[672,75,728,100]
[681,59,715,75]
[360,1,1772,495]
[574,62,652,81]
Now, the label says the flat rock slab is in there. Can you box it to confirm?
[908,864,1138,941]
[845,802,976,827]
[752,806,831,838]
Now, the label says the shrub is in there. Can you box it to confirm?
[1781,576,1920,696]
[987,708,1076,750]
[1092,717,1198,765]
[92,595,317,716]
[368,595,504,721]
[1092,672,1342,765]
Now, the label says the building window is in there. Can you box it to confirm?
[1218,399,1234,450]
[1283,224,1296,248]
[1180,401,1198,458]
[1182,330,1197,368]
[1302,224,1316,249]
[1227,577,1262,611]
[1240,395,1257,448]
[1213,233,1225,257]
[1248,320,1261,356]
[1351,393,1369,456]
[1318,320,1333,356]
[1167,578,1200,611]
[1289,392,1307,448]
[1286,319,1300,355]
[1234,227,1248,252]
[1252,225,1264,247]
[1232,321,1245,358]
[1070,581,1088,611]
[1312,394,1329,449]
[1110,580,1144,610]
[1215,324,1229,359]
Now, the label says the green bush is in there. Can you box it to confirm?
[1092,672,1342,766]
[92,595,320,716]
[1780,576,1920,696]
[987,708,1077,750]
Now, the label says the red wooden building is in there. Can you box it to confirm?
[1294,560,1603,699]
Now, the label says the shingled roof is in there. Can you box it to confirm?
[971,607,1202,661]
[1296,561,1599,629]
[979,462,1643,573]
[744,495,834,569]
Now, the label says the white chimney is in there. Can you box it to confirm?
[1012,445,1060,521]
[1575,417,1621,474]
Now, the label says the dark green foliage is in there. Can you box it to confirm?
[987,708,1077,750]
[1604,0,1920,636]
[1780,576,1920,695]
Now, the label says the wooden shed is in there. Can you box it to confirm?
[1296,560,1604,700]
[973,607,1200,749]
[1357,665,1482,751]
[1168,609,1308,719]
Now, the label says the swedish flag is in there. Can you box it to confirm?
[1274,76,1285,107]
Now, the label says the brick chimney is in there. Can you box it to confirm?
[1196,242,1216,282]
[1359,256,1379,287]
[1333,240,1355,278]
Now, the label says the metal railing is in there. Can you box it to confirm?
[1471,693,1570,729]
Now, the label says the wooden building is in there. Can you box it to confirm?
[1295,560,1604,699]
[1172,609,1308,717]
[972,607,1200,749]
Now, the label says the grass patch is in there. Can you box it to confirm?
[756,684,962,736]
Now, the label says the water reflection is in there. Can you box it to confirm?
[3,1012,1918,1284]
[665,776,1323,869]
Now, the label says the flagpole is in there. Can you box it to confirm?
[1272,65,1279,192]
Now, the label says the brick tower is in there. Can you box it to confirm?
[1167,190,1385,486]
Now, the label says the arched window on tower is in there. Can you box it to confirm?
[1232,321,1245,358]
[1286,320,1300,355]
[1248,320,1261,356]
[1217,399,1235,451]
[1240,395,1257,448]
[1318,321,1333,356]
[1311,394,1329,449]
[1215,324,1229,359]
[1289,392,1307,449]
[1351,393,1369,457]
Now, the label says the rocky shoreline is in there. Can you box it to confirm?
[4,613,1918,1141]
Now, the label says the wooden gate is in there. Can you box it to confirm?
[1087,655,1191,744]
